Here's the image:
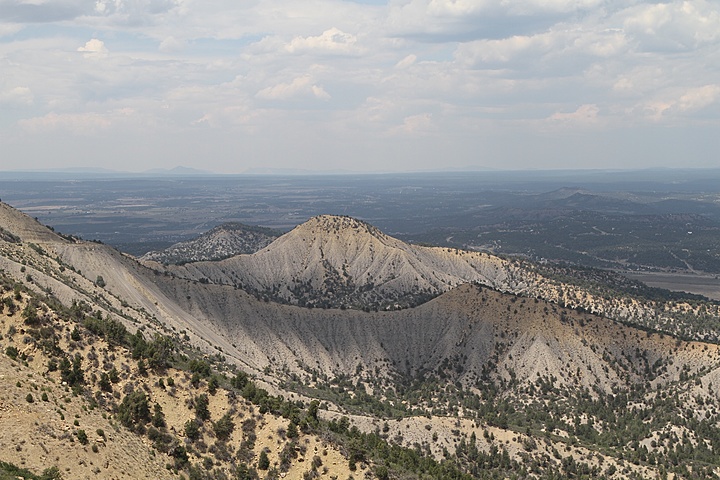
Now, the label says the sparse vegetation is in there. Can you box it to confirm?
[5,197,720,479]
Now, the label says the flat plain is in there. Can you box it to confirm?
[2,169,720,297]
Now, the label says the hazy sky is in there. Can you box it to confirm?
[1,0,719,173]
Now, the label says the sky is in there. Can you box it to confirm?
[0,0,719,174]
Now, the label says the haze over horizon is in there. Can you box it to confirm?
[1,0,719,174]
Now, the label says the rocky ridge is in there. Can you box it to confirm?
[158,214,720,341]
[140,222,281,264]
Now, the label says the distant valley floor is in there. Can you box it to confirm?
[622,271,720,300]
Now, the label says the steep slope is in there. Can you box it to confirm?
[8,201,720,478]
[140,222,280,264]
[155,279,720,395]
[0,276,358,480]
[0,202,69,244]
[163,215,535,309]
[160,214,720,342]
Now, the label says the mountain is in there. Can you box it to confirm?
[140,222,281,264]
[160,214,537,309]
[156,215,720,342]
[5,200,720,478]
[0,269,360,480]
[142,166,215,175]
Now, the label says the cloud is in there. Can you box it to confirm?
[621,1,720,52]
[389,112,432,135]
[549,104,600,123]
[387,0,602,41]
[78,38,108,58]
[676,84,720,112]
[395,54,417,68]
[158,36,185,53]
[91,0,181,26]
[256,76,331,101]
[0,23,24,37]
[632,84,720,121]
[18,109,134,133]
[455,27,627,69]
[612,66,665,95]
[0,0,95,23]
[0,86,34,106]
[1,0,720,172]
[286,28,361,55]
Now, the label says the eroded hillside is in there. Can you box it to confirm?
[154,214,720,341]
[0,277,360,480]
[5,201,720,478]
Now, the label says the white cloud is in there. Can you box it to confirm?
[158,36,185,53]
[387,0,603,40]
[1,0,719,172]
[612,66,665,95]
[395,54,417,68]
[18,108,134,133]
[425,0,599,17]
[90,0,181,25]
[256,76,331,101]
[632,84,720,121]
[621,1,720,51]
[676,84,720,112]
[549,104,600,123]
[286,28,361,55]
[78,38,108,58]
[0,86,34,106]
[389,112,432,135]
[456,27,627,68]
[0,23,24,37]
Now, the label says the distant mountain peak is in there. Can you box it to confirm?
[141,221,280,264]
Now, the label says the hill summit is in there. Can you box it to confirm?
[162,214,529,309]
[141,222,280,264]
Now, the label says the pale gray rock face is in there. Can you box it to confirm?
[163,215,534,310]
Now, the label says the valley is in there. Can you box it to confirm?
[3,170,720,282]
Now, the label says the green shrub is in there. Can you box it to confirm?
[213,412,235,442]
[76,429,88,445]
[257,450,270,470]
[195,394,210,422]
[116,390,150,430]
[184,419,200,441]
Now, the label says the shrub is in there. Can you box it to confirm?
[286,421,299,439]
[184,419,200,441]
[257,450,270,470]
[213,412,235,442]
[208,375,219,395]
[152,403,166,428]
[98,372,112,392]
[375,465,390,480]
[5,346,18,360]
[116,390,150,430]
[195,394,210,422]
[76,429,88,445]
